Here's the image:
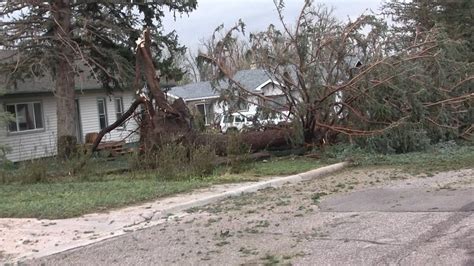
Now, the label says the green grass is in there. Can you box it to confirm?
[247,156,323,176]
[0,179,208,219]
[216,156,324,182]
[2,143,471,219]
[0,156,321,219]
[323,143,474,173]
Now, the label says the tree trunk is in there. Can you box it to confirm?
[53,0,76,159]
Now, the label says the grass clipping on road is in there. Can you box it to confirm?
[0,157,322,219]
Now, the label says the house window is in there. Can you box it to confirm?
[237,101,248,111]
[268,95,287,110]
[196,103,208,125]
[6,102,44,132]
[196,103,214,125]
[115,97,125,128]
[97,98,108,130]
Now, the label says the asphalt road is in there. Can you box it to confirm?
[29,168,474,265]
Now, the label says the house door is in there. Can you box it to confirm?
[75,99,83,143]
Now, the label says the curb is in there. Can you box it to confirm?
[156,161,349,218]
[16,161,348,263]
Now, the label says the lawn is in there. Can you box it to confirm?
[1,144,472,219]
[0,156,321,219]
[350,144,474,174]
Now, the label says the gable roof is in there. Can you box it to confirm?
[232,69,272,91]
[0,50,105,95]
[167,81,217,101]
[168,68,273,101]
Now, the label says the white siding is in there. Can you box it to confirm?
[261,83,285,96]
[1,90,139,162]
[0,96,57,162]
[77,91,139,143]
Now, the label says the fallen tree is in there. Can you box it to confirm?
[91,29,193,152]
[198,1,473,152]
[92,28,296,156]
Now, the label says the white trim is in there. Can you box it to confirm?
[167,78,280,102]
[254,79,272,91]
[166,93,179,99]
[187,95,220,101]
[167,94,219,102]
[254,79,282,91]
[5,101,45,134]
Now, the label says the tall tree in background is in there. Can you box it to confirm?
[383,0,474,62]
[381,0,473,147]
[194,24,253,82]
[0,0,196,158]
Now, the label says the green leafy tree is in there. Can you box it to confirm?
[0,0,197,158]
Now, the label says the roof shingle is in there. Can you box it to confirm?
[168,69,272,100]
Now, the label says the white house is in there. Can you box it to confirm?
[167,69,290,126]
[0,58,139,162]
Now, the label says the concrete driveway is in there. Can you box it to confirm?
[29,167,474,265]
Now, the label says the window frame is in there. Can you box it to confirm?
[114,97,125,129]
[97,97,108,130]
[236,100,249,112]
[195,103,209,125]
[5,101,45,134]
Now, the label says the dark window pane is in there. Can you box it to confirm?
[196,104,206,124]
[6,105,17,132]
[98,99,107,129]
[17,103,35,131]
[34,103,43,128]
[235,115,243,122]
[196,104,205,116]
[98,101,105,115]
[115,98,123,121]
[115,98,123,113]
[6,105,15,114]
[238,101,248,111]
[26,103,35,130]
[99,116,106,130]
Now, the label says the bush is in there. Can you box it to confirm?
[359,124,431,154]
[189,145,216,177]
[0,146,120,184]
[226,133,251,173]
[156,143,189,180]
[14,158,49,184]
[129,143,217,180]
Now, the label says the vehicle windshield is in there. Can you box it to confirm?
[223,115,233,123]
[234,115,244,123]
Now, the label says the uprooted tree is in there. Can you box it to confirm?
[199,0,473,153]
[91,29,193,153]
[91,29,290,155]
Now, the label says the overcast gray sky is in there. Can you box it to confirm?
[163,0,384,51]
